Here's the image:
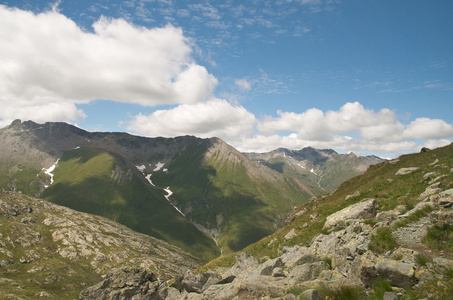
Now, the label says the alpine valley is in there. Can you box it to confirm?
[1,120,453,299]
[0,120,382,259]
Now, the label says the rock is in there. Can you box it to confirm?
[383,291,399,300]
[395,167,419,176]
[223,252,259,278]
[272,267,285,277]
[359,251,416,288]
[258,257,284,276]
[284,228,297,241]
[430,209,453,229]
[418,182,443,201]
[79,267,167,300]
[181,270,221,293]
[323,198,378,229]
[433,257,453,273]
[345,190,360,201]
[301,288,322,300]
[287,261,330,282]
[437,189,453,208]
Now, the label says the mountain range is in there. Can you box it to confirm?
[0,120,382,260]
[1,119,452,299]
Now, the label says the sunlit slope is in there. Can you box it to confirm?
[40,148,220,261]
[152,138,322,254]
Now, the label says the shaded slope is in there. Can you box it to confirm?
[152,138,321,254]
[40,148,220,261]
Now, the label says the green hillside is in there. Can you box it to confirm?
[201,143,453,274]
[40,148,220,261]
[152,139,319,254]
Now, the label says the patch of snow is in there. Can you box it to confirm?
[297,163,305,169]
[164,186,185,216]
[43,159,60,188]
[163,168,168,173]
[145,174,155,186]
[153,162,165,172]
[310,168,317,175]
[136,165,146,172]
[74,146,80,149]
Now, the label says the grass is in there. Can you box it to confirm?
[368,227,398,254]
[423,226,453,251]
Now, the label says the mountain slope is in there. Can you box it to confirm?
[0,120,320,257]
[0,189,201,299]
[243,147,384,192]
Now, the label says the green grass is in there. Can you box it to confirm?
[368,227,398,254]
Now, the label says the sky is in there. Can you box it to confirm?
[0,0,452,158]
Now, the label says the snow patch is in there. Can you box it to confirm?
[136,165,146,172]
[310,168,317,175]
[43,159,60,188]
[74,146,80,149]
[297,163,306,169]
[164,186,185,216]
[153,162,165,172]
[145,174,155,186]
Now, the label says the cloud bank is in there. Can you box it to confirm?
[1,5,451,157]
[0,5,216,125]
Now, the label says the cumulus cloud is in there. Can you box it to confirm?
[244,102,453,155]
[0,5,217,126]
[126,99,257,139]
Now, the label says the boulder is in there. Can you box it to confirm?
[437,189,453,208]
[433,257,453,273]
[323,198,378,229]
[301,288,322,300]
[430,209,453,229]
[359,252,416,288]
[222,252,258,278]
[395,167,419,176]
[79,267,167,300]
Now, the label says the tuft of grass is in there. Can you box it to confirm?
[415,254,431,267]
[322,257,333,269]
[371,278,392,299]
[368,227,398,254]
[423,226,453,251]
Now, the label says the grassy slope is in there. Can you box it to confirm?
[153,141,315,254]
[40,148,219,261]
[200,143,453,276]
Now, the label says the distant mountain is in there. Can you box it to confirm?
[243,147,385,192]
[0,189,200,299]
[0,120,321,258]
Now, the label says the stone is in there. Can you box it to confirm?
[284,229,297,241]
[301,289,322,300]
[383,291,399,300]
[223,252,259,278]
[430,209,453,229]
[345,190,361,201]
[433,257,453,273]
[437,189,453,208]
[395,167,419,176]
[323,198,378,229]
[272,267,285,277]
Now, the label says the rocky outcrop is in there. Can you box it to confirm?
[323,198,378,229]
[79,268,168,300]
[0,190,200,299]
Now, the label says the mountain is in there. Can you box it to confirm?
[0,120,320,258]
[0,189,201,299]
[188,142,453,299]
[243,147,385,192]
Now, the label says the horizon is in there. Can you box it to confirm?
[0,1,452,158]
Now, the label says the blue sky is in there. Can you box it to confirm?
[0,0,452,157]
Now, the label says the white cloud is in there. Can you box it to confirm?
[235,78,252,91]
[127,99,257,139]
[0,5,217,125]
